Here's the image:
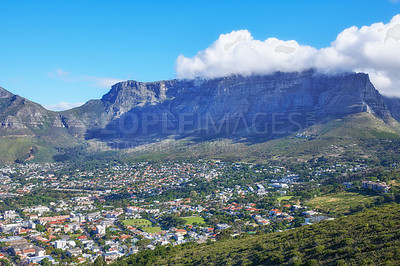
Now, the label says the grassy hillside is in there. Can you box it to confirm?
[0,135,81,165]
[114,203,400,265]
[307,191,378,216]
[3,111,400,165]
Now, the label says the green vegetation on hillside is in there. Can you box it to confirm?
[122,112,400,165]
[307,191,378,216]
[113,203,400,265]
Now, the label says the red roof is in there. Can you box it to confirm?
[270,208,281,212]
[120,234,131,240]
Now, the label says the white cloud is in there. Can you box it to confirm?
[44,102,84,111]
[83,76,124,88]
[48,68,123,89]
[176,14,400,97]
[47,68,70,78]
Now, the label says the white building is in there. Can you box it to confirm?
[4,210,18,220]
[95,225,106,235]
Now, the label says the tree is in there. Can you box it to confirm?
[190,191,198,199]
[216,229,232,241]
[0,258,10,266]
[94,255,105,266]
[292,217,305,228]
[137,238,151,248]
[160,215,185,229]
[40,258,52,266]
[36,224,46,232]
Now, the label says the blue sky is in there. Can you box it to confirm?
[0,0,399,110]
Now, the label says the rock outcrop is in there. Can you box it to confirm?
[69,70,392,142]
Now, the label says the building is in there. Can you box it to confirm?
[268,183,289,189]
[39,215,70,224]
[4,210,18,220]
[362,181,390,193]
[103,251,124,263]
[27,255,55,264]
[95,225,106,235]
[0,223,22,233]
[54,240,76,250]
[216,223,230,230]
[67,248,82,257]
[35,247,46,257]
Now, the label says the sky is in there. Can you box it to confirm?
[0,0,400,110]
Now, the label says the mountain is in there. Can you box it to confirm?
[1,70,400,164]
[0,86,80,163]
[66,70,392,143]
[383,96,400,122]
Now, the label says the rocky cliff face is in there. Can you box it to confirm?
[68,70,392,144]
[383,96,400,121]
[0,87,73,137]
[0,71,396,145]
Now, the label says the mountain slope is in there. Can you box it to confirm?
[114,203,400,265]
[117,112,400,164]
[1,70,400,164]
[73,71,392,145]
[0,87,81,163]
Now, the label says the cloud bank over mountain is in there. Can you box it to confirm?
[176,15,400,97]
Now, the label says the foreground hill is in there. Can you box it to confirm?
[114,203,400,265]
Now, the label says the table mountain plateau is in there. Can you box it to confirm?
[1,70,400,163]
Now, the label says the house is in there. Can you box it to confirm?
[86,212,101,221]
[11,243,36,257]
[4,210,18,220]
[342,182,353,189]
[78,235,88,241]
[175,229,187,236]
[103,251,124,263]
[24,205,50,214]
[0,223,22,233]
[174,234,184,241]
[27,255,55,264]
[95,225,106,235]
[146,244,156,250]
[129,246,139,255]
[302,210,320,217]
[269,208,282,216]
[39,215,70,224]
[35,247,46,257]
[268,183,289,189]
[216,224,230,230]
[362,181,390,193]
[67,248,82,257]
[53,239,76,250]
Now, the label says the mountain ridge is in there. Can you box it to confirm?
[71,71,394,141]
[1,70,400,163]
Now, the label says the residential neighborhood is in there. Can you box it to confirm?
[0,160,392,264]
